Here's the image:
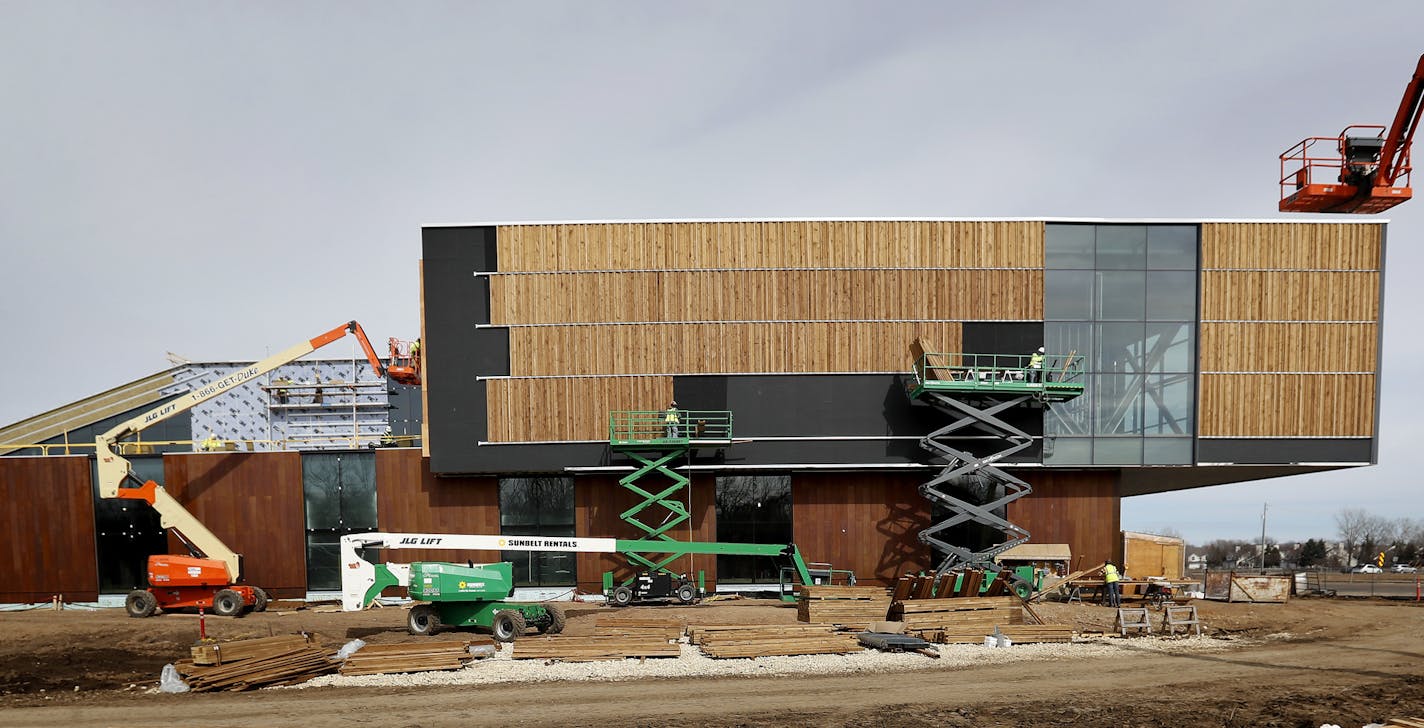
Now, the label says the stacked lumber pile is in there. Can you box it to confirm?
[891,596,1024,636]
[1383,718,1424,728]
[689,624,863,659]
[594,613,685,641]
[176,634,336,691]
[511,634,681,662]
[340,639,492,676]
[796,585,892,629]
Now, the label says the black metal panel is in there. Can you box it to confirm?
[387,382,423,442]
[1196,438,1373,465]
[961,322,1044,360]
[472,328,511,377]
[424,226,497,473]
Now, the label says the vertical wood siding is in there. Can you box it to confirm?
[489,270,1043,324]
[1199,223,1381,438]
[496,221,1044,271]
[163,452,308,598]
[486,376,674,442]
[0,456,98,602]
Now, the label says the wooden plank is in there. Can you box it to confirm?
[1199,374,1375,437]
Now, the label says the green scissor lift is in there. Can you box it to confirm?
[907,350,1086,575]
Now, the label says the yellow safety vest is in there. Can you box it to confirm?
[1104,564,1120,583]
[665,408,680,424]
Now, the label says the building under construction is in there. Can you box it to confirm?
[0,218,1386,602]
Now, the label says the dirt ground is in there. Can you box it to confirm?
[1,595,1422,727]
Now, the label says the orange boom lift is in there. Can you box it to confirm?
[1280,54,1424,213]
[98,321,419,617]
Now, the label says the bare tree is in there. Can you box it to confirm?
[1335,508,1372,564]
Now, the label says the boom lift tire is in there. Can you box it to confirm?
[250,587,269,613]
[407,604,442,636]
[491,610,527,642]
[1007,575,1034,601]
[610,585,634,607]
[125,590,158,618]
[212,589,244,617]
[676,583,697,604]
[537,604,566,635]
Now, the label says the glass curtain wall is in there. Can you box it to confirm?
[1044,224,1197,465]
[303,451,378,590]
[498,477,576,586]
[715,475,792,583]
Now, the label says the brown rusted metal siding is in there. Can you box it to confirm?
[1006,471,1120,570]
[0,455,98,602]
[575,474,717,593]
[374,449,500,565]
[791,473,932,587]
[163,452,307,599]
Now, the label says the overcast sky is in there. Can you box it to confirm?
[1,2,1420,546]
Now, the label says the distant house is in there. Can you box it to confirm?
[1186,552,1207,570]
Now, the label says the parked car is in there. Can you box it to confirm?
[1350,564,1383,574]
[1391,564,1418,573]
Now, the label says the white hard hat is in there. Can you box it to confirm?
[1037,347,1045,353]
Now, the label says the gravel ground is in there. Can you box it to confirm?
[291,634,1240,690]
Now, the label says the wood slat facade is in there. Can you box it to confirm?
[495,220,1045,271]
[163,452,308,598]
[486,376,673,443]
[0,456,98,603]
[1199,222,1382,438]
[489,269,1042,325]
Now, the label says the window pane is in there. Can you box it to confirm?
[1095,323,1146,374]
[302,453,342,530]
[1096,225,1147,270]
[1045,392,1090,437]
[1146,323,1194,373]
[715,475,792,584]
[1148,226,1198,270]
[338,453,378,531]
[1145,437,1193,465]
[498,477,575,586]
[1096,271,1145,321]
[1143,374,1194,435]
[1046,270,1095,320]
[1043,436,1092,465]
[1094,372,1144,435]
[1146,271,1197,321]
[1045,224,1095,269]
[1093,437,1143,465]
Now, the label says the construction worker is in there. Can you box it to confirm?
[272,375,290,404]
[664,400,680,439]
[409,338,421,360]
[200,432,221,452]
[1103,561,1122,608]
[1028,346,1045,382]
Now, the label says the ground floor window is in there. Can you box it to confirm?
[499,477,575,586]
[715,475,792,583]
[302,452,377,591]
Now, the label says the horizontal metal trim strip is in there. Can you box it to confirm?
[1196,461,1369,466]
[478,266,1042,276]
[479,372,912,380]
[423,216,1386,227]
[1200,371,1376,375]
[1197,436,1371,440]
[1201,268,1380,273]
[1200,320,1377,324]
[481,435,1012,446]
[480,319,1037,328]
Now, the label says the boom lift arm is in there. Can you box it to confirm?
[1280,53,1424,213]
[97,321,391,584]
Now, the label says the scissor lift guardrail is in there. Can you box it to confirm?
[907,352,1085,574]
[608,410,733,581]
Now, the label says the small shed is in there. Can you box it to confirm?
[1122,531,1185,580]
